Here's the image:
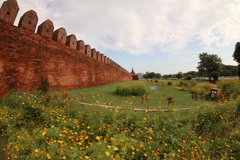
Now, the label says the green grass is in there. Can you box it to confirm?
[54,80,217,110]
[0,136,7,160]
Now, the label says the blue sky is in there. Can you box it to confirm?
[4,0,240,75]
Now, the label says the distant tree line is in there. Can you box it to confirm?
[142,72,161,79]
[142,48,240,80]
[161,64,238,80]
[142,64,238,80]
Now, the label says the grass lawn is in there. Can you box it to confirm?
[54,80,217,110]
[0,136,7,160]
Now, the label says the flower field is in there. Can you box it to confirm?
[0,80,240,159]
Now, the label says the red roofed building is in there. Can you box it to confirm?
[130,67,136,75]
[131,67,139,80]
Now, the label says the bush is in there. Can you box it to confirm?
[217,80,240,100]
[39,76,49,94]
[184,75,193,80]
[177,80,196,89]
[115,81,148,96]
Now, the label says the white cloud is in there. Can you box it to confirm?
[6,0,240,56]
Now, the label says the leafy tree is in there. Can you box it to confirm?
[184,74,193,80]
[155,73,162,79]
[176,72,183,79]
[184,71,199,78]
[143,72,162,79]
[197,53,222,81]
[143,72,155,79]
[233,42,240,79]
[211,71,219,81]
[148,72,156,79]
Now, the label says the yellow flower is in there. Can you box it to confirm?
[114,147,118,151]
[85,156,89,159]
[46,154,51,159]
[105,151,110,156]
[34,149,39,152]
[96,136,100,140]
[41,132,46,136]
[144,153,147,156]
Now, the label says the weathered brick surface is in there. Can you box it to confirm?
[37,19,54,38]
[18,10,38,32]
[0,0,19,24]
[0,20,132,97]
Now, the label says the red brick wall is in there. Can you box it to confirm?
[0,20,132,97]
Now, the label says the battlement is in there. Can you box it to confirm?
[0,0,132,97]
[0,0,128,69]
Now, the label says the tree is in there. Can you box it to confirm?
[143,72,156,79]
[176,72,183,79]
[155,73,162,79]
[197,53,222,81]
[147,72,156,79]
[143,72,162,79]
[211,71,219,81]
[184,74,193,80]
[233,42,240,79]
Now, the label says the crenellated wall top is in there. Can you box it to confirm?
[0,0,129,72]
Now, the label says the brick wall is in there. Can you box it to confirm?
[0,0,132,97]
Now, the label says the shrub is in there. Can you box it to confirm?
[184,75,193,80]
[39,76,49,94]
[202,82,214,91]
[115,81,148,96]
[217,80,240,100]
[177,80,196,90]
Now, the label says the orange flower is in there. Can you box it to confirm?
[182,140,186,143]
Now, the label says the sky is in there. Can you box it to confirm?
[2,0,240,75]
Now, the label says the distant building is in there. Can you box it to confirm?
[131,67,139,80]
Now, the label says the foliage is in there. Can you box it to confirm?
[115,81,148,96]
[39,76,49,94]
[217,79,240,100]
[175,72,183,79]
[0,91,240,160]
[184,74,193,80]
[233,42,240,64]
[221,65,238,76]
[143,72,161,79]
[175,80,214,96]
[177,80,197,89]
[211,71,219,81]
[197,53,222,80]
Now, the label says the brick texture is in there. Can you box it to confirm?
[0,20,132,97]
